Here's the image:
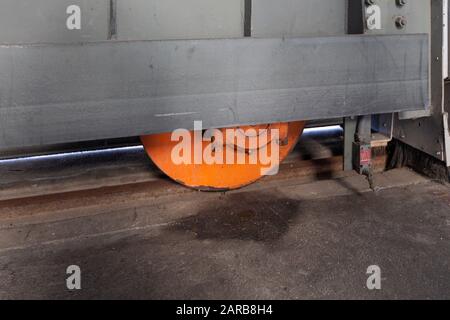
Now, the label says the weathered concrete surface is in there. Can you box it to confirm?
[0,168,449,300]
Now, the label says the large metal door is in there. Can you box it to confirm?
[0,1,429,152]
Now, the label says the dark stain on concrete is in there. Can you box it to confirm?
[2,179,450,300]
[165,192,301,242]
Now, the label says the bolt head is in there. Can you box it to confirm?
[395,16,408,29]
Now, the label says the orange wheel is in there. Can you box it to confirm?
[141,121,305,191]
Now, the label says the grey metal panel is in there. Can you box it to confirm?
[116,0,244,40]
[0,0,110,44]
[0,35,428,150]
[252,0,347,37]
[392,0,446,161]
[351,0,441,160]
[363,0,431,35]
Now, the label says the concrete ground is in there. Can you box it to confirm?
[0,165,449,300]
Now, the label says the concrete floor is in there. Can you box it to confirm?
[0,167,449,300]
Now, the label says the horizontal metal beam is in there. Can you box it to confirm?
[0,35,428,150]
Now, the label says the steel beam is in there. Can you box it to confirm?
[0,35,429,150]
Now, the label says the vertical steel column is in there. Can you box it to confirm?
[345,0,364,173]
[344,117,357,171]
[109,0,117,40]
[244,0,252,37]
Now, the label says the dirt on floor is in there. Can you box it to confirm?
[0,168,449,300]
